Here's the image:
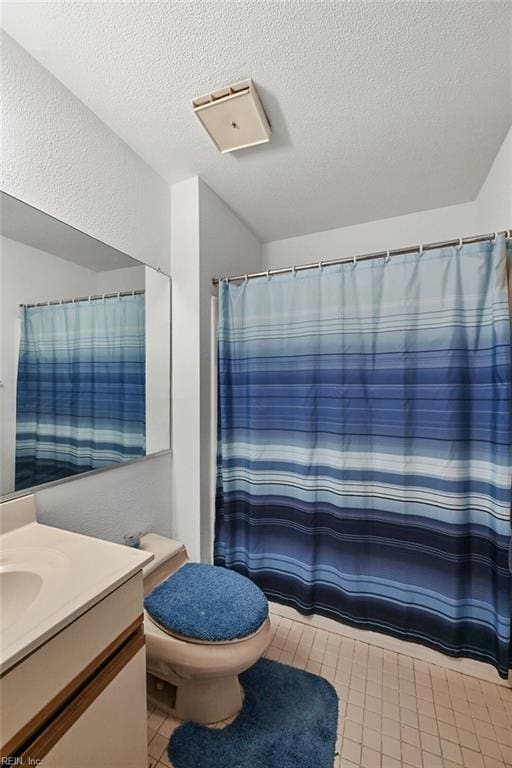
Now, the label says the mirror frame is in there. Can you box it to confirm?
[0,192,172,502]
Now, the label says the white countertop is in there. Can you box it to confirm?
[0,521,153,674]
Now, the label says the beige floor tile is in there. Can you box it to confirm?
[420,730,441,756]
[482,758,506,768]
[382,716,401,739]
[441,737,464,764]
[401,724,420,747]
[343,719,363,743]
[401,741,423,767]
[400,706,419,728]
[462,748,485,768]
[438,721,460,743]
[381,756,401,768]
[159,750,173,768]
[147,709,167,733]
[158,715,182,739]
[458,728,481,752]
[148,732,168,761]
[362,726,380,751]
[421,752,443,768]
[382,734,401,759]
[479,736,505,760]
[360,745,380,768]
[341,738,361,764]
[346,703,364,725]
[474,719,497,741]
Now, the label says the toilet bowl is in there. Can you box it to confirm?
[140,533,271,724]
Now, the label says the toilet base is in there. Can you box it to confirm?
[175,674,244,724]
[147,672,244,725]
[147,673,177,714]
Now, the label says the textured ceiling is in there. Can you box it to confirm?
[2,2,511,243]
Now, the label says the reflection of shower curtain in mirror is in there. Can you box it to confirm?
[15,295,146,490]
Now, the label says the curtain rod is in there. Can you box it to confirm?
[212,229,511,285]
[19,289,145,308]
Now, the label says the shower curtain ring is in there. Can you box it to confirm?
[292,265,296,276]
[266,269,271,279]
[418,244,423,256]
[318,260,323,271]
[385,250,390,264]
[492,232,498,244]
[456,238,463,251]
[244,274,248,282]
[353,253,357,267]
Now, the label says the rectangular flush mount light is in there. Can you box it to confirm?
[192,79,271,153]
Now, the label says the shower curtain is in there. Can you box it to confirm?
[215,235,512,678]
[15,294,146,490]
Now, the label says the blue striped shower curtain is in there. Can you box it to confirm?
[15,295,146,490]
[215,236,512,677]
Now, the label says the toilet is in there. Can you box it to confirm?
[139,533,271,724]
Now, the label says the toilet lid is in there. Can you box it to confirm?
[143,563,268,642]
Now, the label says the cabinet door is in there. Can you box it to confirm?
[39,647,147,768]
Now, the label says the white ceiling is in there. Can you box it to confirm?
[2,2,511,243]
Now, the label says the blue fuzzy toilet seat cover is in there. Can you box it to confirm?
[144,563,269,642]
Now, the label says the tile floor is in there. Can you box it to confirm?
[147,611,512,768]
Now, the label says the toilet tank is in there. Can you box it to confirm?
[139,533,188,596]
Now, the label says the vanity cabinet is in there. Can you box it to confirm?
[38,646,146,768]
[1,572,148,768]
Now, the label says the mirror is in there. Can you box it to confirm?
[0,193,170,498]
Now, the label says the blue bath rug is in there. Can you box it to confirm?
[168,658,339,768]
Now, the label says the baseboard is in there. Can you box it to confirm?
[269,602,512,689]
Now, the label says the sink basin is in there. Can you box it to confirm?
[0,519,153,674]
[0,545,69,650]
[0,570,43,629]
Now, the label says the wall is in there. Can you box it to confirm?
[170,177,261,561]
[198,180,261,562]
[262,126,511,270]
[1,32,170,273]
[262,202,478,269]
[1,34,172,543]
[170,177,201,560]
[145,266,171,455]
[475,125,512,232]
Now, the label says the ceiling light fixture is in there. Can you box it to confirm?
[192,79,271,153]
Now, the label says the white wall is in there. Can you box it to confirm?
[95,266,145,294]
[262,202,478,269]
[198,180,261,562]
[34,453,172,544]
[1,34,172,543]
[1,32,170,273]
[475,125,512,232]
[170,178,261,561]
[170,177,202,560]
[145,266,171,455]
